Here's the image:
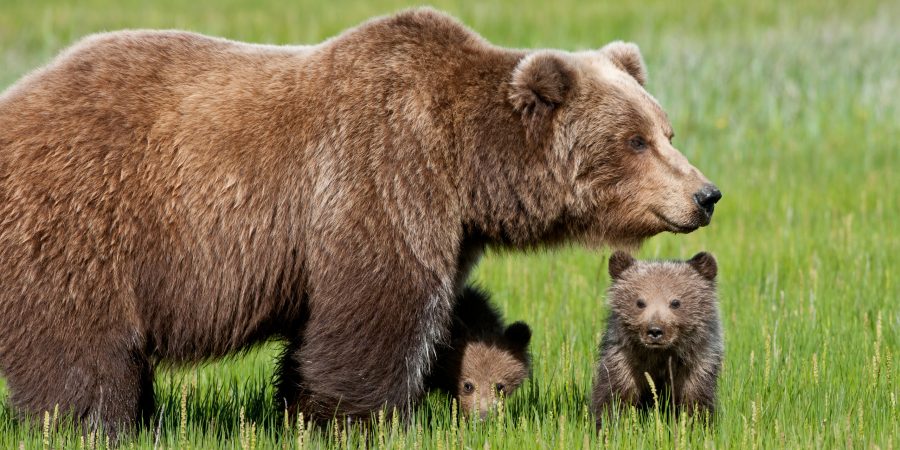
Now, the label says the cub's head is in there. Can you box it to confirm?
[509,43,720,247]
[456,322,531,419]
[605,251,719,350]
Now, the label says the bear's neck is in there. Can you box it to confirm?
[450,49,580,249]
[317,18,582,249]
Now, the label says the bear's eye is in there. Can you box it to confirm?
[629,136,648,152]
[636,300,646,309]
[670,299,681,309]
[463,382,474,394]
[495,383,505,394]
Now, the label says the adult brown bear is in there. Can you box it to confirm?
[0,8,719,436]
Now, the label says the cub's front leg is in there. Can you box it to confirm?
[592,349,641,425]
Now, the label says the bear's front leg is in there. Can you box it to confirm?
[592,349,640,426]
[283,261,456,421]
[676,360,720,418]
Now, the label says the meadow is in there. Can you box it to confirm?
[0,0,898,448]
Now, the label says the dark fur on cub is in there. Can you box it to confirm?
[426,286,531,419]
[592,251,722,423]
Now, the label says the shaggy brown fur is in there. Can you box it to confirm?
[591,252,723,424]
[425,286,531,419]
[0,7,719,436]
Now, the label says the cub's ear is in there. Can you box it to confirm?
[608,251,635,280]
[504,321,532,350]
[599,41,647,86]
[509,51,577,144]
[687,252,718,281]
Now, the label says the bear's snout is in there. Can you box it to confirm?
[693,184,722,224]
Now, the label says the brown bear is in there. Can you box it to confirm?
[591,251,723,423]
[0,7,720,437]
[425,285,531,419]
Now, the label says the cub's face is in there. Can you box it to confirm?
[456,322,531,419]
[606,251,719,350]
[509,43,720,247]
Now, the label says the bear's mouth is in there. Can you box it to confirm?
[653,211,699,233]
[640,339,674,350]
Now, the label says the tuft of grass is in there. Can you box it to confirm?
[1,0,898,448]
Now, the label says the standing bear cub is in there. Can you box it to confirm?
[592,251,723,422]
[0,7,719,437]
[426,286,531,419]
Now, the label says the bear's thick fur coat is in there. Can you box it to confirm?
[0,8,718,435]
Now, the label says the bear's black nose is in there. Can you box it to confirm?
[694,184,722,217]
[647,327,664,340]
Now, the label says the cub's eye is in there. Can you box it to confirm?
[636,300,646,309]
[670,299,681,309]
[629,136,648,151]
[495,383,505,394]
[462,382,474,394]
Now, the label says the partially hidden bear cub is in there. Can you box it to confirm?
[592,251,723,422]
[426,286,532,419]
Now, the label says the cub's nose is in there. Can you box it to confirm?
[693,184,722,218]
[647,327,664,340]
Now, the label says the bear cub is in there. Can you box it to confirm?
[427,286,532,419]
[592,251,723,423]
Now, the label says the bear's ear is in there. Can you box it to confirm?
[504,321,532,350]
[599,41,647,86]
[608,251,635,280]
[687,252,718,281]
[509,51,577,144]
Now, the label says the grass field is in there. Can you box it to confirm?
[1,0,898,448]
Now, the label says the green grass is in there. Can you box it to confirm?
[1,0,898,448]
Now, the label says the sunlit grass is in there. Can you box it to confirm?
[1,0,898,447]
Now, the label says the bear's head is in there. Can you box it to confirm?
[605,251,719,351]
[456,322,531,419]
[508,43,721,248]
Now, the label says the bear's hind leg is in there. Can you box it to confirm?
[85,346,156,440]
[4,341,155,441]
